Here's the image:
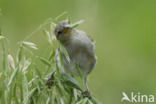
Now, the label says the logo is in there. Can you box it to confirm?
[121,92,154,103]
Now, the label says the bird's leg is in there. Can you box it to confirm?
[84,75,89,91]
[82,75,91,98]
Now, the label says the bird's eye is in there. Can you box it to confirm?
[58,31,63,35]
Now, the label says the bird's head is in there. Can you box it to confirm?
[54,20,72,41]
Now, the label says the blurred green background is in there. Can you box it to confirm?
[0,0,156,103]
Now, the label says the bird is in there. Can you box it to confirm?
[54,20,97,96]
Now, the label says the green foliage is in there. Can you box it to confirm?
[0,22,100,104]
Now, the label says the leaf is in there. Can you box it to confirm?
[39,57,51,67]
[87,100,94,104]
[22,74,29,104]
[46,97,50,104]
[23,87,37,104]
[73,88,78,101]
[4,90,9,104]
[7,54,15,69]
[59,45,70,63]
[60,98,65,104]
[48,50,55,61]
[76,65,83,78]
[61,72,82,91]
[89,97,100,104]
[76,98,88,104]
[8,67,19,87]
[34,67,42,78]
[43,29,52,44]
[1,39,6,71]
[55,12,68,22]
[70,20,84,29]
[55,49,63,74]
[23,57,31,73]
[17,45,23,63]
[50,22,56,36]
[28,76,39,87]
[22,41,38,50]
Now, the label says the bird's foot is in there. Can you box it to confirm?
[82,90,91,98]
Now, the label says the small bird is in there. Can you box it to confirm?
[54,20,97,96]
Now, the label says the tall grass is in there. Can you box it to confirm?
[0,19,100,104]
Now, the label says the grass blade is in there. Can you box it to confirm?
[61,72,82,91]
[7,54,15,70]
[39,57,51,67]
[70,20,84,28]
[7,67,19,87]
[23,41,38,50]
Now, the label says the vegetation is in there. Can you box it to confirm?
[0,18,100,104]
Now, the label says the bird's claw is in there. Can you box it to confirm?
[82,90,91,98]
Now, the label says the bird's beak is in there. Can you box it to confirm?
[64,25,72,35]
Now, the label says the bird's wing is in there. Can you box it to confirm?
[73,30,95,54]
[71,30,97,71]
[61,52,79,75]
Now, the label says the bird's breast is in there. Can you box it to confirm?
[65,43,95,74]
